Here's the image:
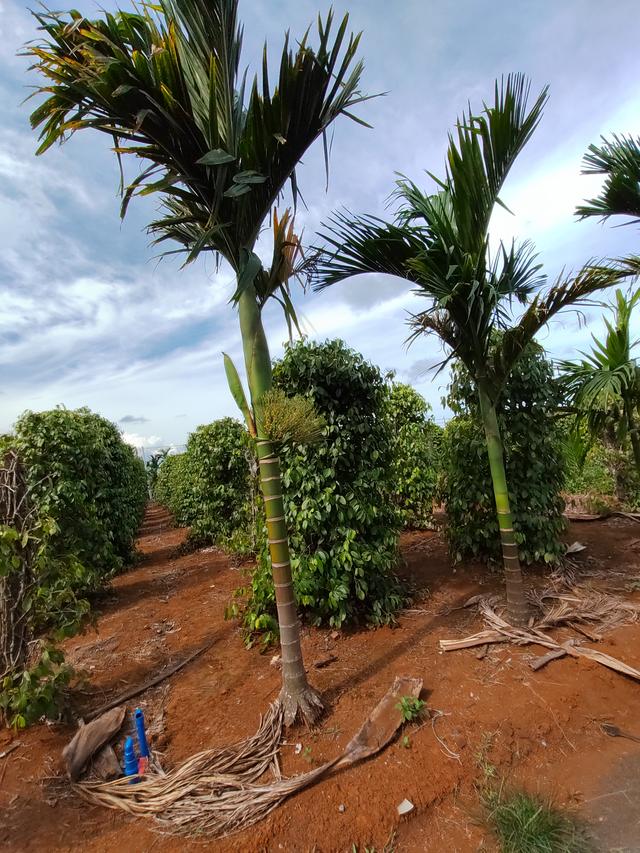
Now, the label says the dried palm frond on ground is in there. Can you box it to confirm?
[532,586,640,636]
[75,676,422,838]
[441,598,640,683]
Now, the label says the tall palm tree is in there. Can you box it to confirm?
[313,74,627,625]
[560,287,640,479]
[27,0,372,723]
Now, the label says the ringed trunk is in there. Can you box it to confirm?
[237,285,322,725]
[478,383,529,626]
[255,438,323,724]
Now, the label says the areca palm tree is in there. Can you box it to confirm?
[314,74,628,625]
[560,287,640,479]
[27,0,372,723]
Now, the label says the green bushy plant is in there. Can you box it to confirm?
[242,339,404,638]
[483,785,591,853]
[0,645,74,729]
[11,407,147,607]
[1,408,145,728]
[154,419,252,549]
[386,382,442,528]
[180,419,252,543]
[154,453,188,517]
[560,421,615,498]
[441,343,566,564]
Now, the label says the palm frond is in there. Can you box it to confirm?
[407,308,467,374]
[314,75,550,388]
[577,134,640,222]
[313,210,426,289]
[558,281,640,417]
[498,262,634,385]
[443,73,548,251]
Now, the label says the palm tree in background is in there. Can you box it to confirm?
[568,131,640,488]
[27,0,372,723]
[314,74,629,625]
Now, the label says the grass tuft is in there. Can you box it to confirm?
[483,786,592,853]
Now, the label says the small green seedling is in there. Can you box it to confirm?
[396,696,425,723]
[401,735,411,749]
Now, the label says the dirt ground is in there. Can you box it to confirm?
[2,505,640,852]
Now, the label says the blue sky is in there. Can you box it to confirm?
[1,0,640,451]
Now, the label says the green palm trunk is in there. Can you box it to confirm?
[237,286,322,724]
[478,383,529,626]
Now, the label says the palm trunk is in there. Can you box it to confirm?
[237,285,322,725]
[477,383,529,626]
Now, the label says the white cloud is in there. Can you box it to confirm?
[122,432,162,449]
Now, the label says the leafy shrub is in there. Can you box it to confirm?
[154,419,252,549]
[386,382,442,527]
[1,410,146,727]
[559,418,640,510]
[181,419,252,542]
[242,339,404,636]
[154,453,188,516]
[441,343,566,564]
[11,407,147,607]
[0,645,74,729]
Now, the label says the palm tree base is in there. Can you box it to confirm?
[279,683,324,726]
[505,600,530,628]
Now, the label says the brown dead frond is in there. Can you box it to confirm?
[532,585,640,635]
[75,677,422,838]
[441,596,640,684]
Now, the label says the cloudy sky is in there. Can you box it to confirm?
[1,0,639,452]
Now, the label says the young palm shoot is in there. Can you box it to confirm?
[27,0,372,723]
[314,74,629,625]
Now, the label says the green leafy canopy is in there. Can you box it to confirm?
[241,340,405,636]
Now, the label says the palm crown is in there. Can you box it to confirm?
[28,0,370,305]
[314,74,624,400]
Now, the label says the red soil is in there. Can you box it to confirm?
[1,506,640,852]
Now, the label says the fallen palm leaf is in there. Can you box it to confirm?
[441,599,640,683]
[75,676,422,837]
[532,586,640,635]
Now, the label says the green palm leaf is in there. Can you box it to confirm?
[577,134,640,222]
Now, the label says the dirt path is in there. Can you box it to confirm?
[1,506,640,851]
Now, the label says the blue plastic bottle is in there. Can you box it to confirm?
[123,736,138,782]
[135,708,150,758]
